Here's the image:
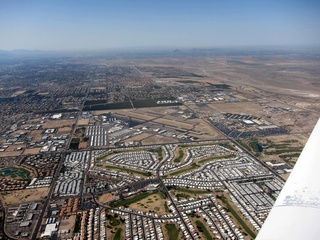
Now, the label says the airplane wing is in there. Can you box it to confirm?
[256,119,320,240]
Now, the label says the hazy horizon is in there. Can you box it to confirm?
[1,0,320,51]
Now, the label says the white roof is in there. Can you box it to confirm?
[257,118,320,240]
[41,223,57,237]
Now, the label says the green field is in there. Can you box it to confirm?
[107,214,120,226]
[165,223,180,240]
[168,186,211,195]
[195,220,213,240]
[217,195,256,239]
[169,162,199,176]
[174,148,185,163]
[113,228,122,240]
[0,167,31,180]
[110,191,155,208]
[104,165,152,177]
[198,154,236,164]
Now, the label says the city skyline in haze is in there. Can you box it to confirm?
[1,0,320,51]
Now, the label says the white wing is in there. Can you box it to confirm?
[256,119,320,240]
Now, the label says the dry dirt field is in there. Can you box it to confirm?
[98,193,115,203]
[28,130,43,142]
[129,193,167,215]
[42,119,75,129]
[23,148,41,155]
[57,126,72,135]
[0,187,49,206]
[0,150,22,157]
[78,141,88,149]
[206,102,265,115]
[59,215,76,231]
[270,111,318,133]
[78,118,90,125]
[141,135,179,145]
[123,132,154,142]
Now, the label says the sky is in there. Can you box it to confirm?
[0,0,320,51]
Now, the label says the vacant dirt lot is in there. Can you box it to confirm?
[129,193,167,215]
[28,130,43,142]
[23,148,41,155]
[78,118,90,125]
[0,187,49,206]
[141,135,179,145]
[42,119,75,129]
[98,193,115,204]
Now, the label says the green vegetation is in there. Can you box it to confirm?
[107,214,120,226]
[70,138,80,149]
[165,223,180,240]
[169,162,199,176]
[174,148,185,163]
[176,193,190,200]
[0,167,31,180]
[164,202,170,213]
[207,83,231,89]
[149,147,163,160]
[217,195,256,239]
[96,152,114,161]
[83,101,133,111]
[113,228,122,240]
[158,190,168,199]
[104,165,152,177]
[195,220,213,240]
[168,186,211,194]
[110,191,155,208]
[265,147,302,155]
[74,214,82,233]
[279,153,301,159]
[249,140,263,152]
[219,143,236,151]
[198,154,236,164]
[71,138,80,143]
[236,140,251,152]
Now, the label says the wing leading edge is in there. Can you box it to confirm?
[256,118,320,240]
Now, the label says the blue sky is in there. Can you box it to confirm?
[0,0,319,50]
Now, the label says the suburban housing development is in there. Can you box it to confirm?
[0,48,319,239]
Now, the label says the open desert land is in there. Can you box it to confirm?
[0,187,49,206]
[162,55,317,92]
[270,111,318,133]
[206,101,265,115]
[137,54,320,99]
